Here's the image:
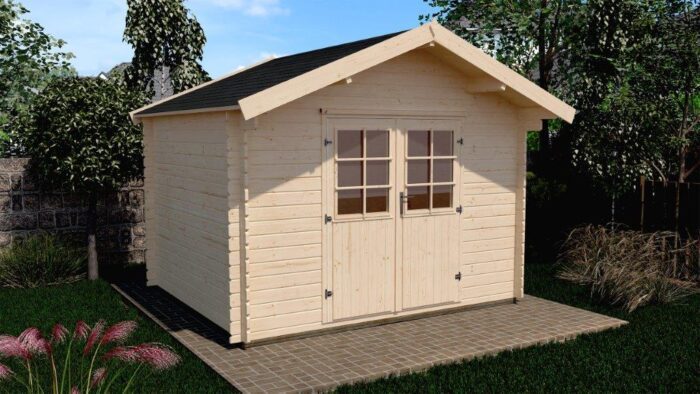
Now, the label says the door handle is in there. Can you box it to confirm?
[399,192,408,215]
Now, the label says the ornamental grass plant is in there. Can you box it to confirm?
[0,233,86,288]
[0,320,179,393]
[557,225,698,312]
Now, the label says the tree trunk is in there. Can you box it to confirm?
[536,1,551,169]
[87,193,99,280]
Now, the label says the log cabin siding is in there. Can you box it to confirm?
[243,49,520,341]
[145,113,239,335]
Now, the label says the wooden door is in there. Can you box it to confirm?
[397,119,462,310]
[325,118,397,321]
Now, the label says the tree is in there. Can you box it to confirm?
[22,77,147,280]
[123,0,209,98]
[421,0,583,165]
[0,0,73,148]
[564,1,699,206]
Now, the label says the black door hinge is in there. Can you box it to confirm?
[456,205,463,214]
[457,138,464,145]
[324,138,333,146]
[455,272,462,281]
[325,289,333,299]
[324,214,333,224]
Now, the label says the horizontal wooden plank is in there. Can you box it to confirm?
[463,204,516,219]
[251,231,322,250]
[461,270,514,287]
[248,257,322,278]
[463,193,515,207]
[461,281,514,298]
[462,215,516,230]
[462,183,516,196]
[250,283,321,304]
[249,309,322,332]
[249,177,321,193]
[462,226,515,241]
[462,237,515,253]
[463,259,514,275]
[248,244,322,264]
[248,297,321,319]
[249,163,321,179]
[248,217,321,236]
[463,248,515,264]
[248,204,321,222]
[248,270,321,291]
[248,191,322,208]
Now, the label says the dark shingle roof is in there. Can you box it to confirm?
[137,31,405,116]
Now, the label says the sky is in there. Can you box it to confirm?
[20,0,438,78]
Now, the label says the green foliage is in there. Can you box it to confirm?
[0,280,234,392]
[563,0,700,194]
[421,1,581,90]
[424,0,700,197]
[526,171,567,210]
[0,234,86,288]
[21,77,147,194]
[0,0,74,148]
[123,0,209,95]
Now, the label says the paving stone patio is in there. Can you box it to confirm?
[113,282,627,394]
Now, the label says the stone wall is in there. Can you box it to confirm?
[0,158,145,265]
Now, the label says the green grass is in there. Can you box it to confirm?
[0,280,235,393]
[1,265,698,393]
[337,264,700,393]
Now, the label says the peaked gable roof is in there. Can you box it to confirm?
[132,22,575,124]
[133,31,404,117]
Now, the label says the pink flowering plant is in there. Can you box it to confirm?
[0,320,180,393]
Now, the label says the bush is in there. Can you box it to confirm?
[0,234,86,288]
[557,225,698,312]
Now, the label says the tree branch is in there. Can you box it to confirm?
[684,159,700,180]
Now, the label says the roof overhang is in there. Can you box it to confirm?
[238,21,575,123]
[131,21,576,126]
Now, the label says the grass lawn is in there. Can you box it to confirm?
[1,265,698,393]
[338,264,700,393]
[0,279,235,393]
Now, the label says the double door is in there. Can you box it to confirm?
[324,117,462,322]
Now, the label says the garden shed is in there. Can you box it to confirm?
[130,21,576,346]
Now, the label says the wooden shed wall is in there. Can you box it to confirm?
[242,49,523,341]
[143,113,241,337]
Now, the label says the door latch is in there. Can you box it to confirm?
[456,205,463,214]
[324,138,333,146]
[324,289,333,299]
[399,192,408,215]
[455,272,462,281]
[324,214,332,224]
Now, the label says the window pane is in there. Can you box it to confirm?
[433,159,453,183]
[433,185,452,208]
[366,130,389,158]
[366,160,389,186]
[433,131,453,156]
[366,188,389,213]
[408,130,430,157]
[338,189,363,215]
[407,160,430,184]
[407,186,430,210]
[338,162,363,187]
[338,130,362,158]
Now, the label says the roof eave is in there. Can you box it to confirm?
[239,21,576,124]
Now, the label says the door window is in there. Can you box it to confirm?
[336,129,391,216]
[406,130,456,211]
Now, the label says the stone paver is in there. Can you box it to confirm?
[113,283,627,394]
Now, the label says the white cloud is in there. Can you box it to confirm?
[205,0,289,16]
